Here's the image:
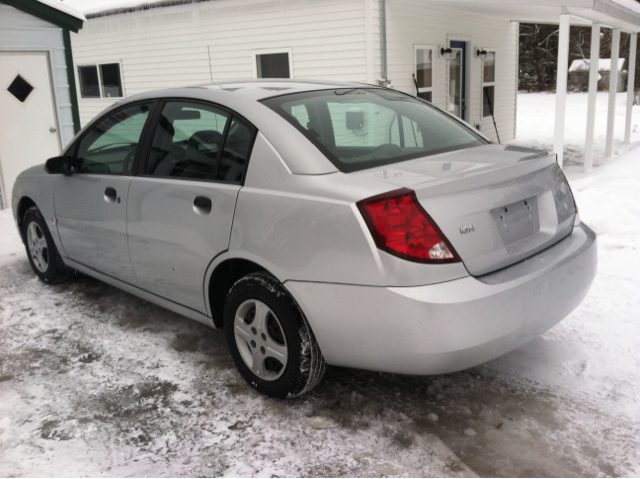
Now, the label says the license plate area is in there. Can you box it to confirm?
[491,196,539,245]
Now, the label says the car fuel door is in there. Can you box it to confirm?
[127,101,255,314]
[54,102,155,285]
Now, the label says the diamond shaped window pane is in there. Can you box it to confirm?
[7,75,34,103]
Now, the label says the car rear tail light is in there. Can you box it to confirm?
[559,168,579,214]
[357,188,461,263]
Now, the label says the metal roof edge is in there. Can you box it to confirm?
[83,0,213,19]
[595,0,640,29]
[1,0,84,32]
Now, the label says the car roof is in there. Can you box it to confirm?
[191,79,380,101]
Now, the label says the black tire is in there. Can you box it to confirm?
[22,206,70,284]
[224,272,326,398]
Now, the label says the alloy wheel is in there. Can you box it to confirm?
[234,299,288,381]
[27,222,49,273]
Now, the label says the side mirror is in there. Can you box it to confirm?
[45,156,71,175]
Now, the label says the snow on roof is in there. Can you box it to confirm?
[610,0,640,15]
[569,58,626,73]
[61,0,207,17]
[37,0,86,21]
[61,0,640,22]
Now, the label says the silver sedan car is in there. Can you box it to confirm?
[11,80,597,398]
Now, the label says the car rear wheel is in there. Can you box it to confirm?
[224,272,326,398]
[22,207,69,284]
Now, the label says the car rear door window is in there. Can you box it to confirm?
[74,103,153,175]
[216,118,255,183]
[146,101,230,180]
[145,101,256,183]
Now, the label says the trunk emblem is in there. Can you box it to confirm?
[460,225,475,235]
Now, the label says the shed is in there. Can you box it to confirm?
[569,58,627,92]
[0,0,84,209]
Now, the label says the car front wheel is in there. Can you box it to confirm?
[22,206,69,284]
[224,272,326,398]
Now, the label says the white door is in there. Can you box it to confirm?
[0,52,60,209]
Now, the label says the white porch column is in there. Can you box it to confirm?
[625,32,637,144]
[554,13,571,168]
[584,24,601,172]
[605,28,621,158]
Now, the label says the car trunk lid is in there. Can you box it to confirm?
[358,144,577,276]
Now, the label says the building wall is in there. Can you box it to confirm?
[0,3,76,148]
[385,0,518,142]
[71,0,518,140]
[71,0,374,126]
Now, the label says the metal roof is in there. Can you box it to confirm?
[59,0,640,30]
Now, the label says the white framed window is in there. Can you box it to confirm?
[77,63,124,99]
[414,45,434,102]
[481,51,496,118]
[253,49,292,79]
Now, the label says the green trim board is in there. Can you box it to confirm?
[1,0,83,32]
[63,29,81,133]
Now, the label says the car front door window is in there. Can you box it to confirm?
[53,102,153,285]
[75,103,152,174]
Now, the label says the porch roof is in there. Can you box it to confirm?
[431,0,640,32]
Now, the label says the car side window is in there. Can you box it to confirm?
[216,117,255,183]
[75,103,152,174]
[284,104,310,130]
[146,101,230,180]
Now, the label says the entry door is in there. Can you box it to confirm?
[0,52,60,209]
[447,41,467,120]
[54,102,154,285]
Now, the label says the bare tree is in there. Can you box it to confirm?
[520,23,640,102]
[519,24,560,91]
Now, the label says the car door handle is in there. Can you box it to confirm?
[193,195,212,215]
[104,187,120,204]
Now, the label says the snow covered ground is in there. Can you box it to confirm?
[1,92,639,477]
[0,212,473,477]
[514,91,640,169]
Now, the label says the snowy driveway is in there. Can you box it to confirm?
[1,147,639,476]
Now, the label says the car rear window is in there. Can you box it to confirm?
[262,88,488,172]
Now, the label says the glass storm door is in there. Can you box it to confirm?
[447,41,467,120]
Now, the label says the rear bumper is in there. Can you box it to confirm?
[286,224,597,375]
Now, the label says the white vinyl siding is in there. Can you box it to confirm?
[385,0,518,142]
[70,0,518,140]
[71,0,370,126]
